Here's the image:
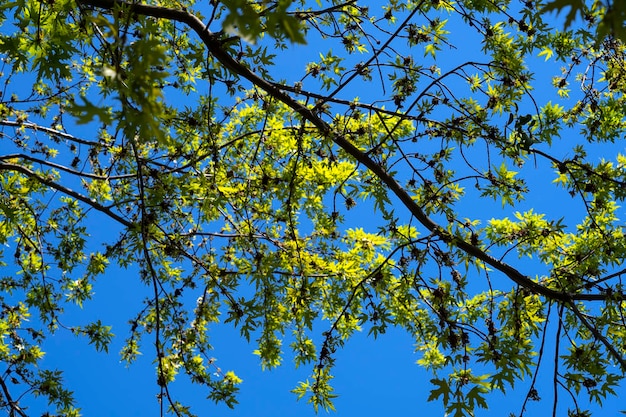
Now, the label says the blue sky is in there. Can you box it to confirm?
[4,1,626,417]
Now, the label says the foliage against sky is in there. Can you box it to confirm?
[1,0,626,416]
[543,0,626,43]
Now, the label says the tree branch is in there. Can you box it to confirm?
[569,301,626,371]
[0,120,102,146]
[0,162,132,228]
[0,374,27,417]
[0,153,134,181]
[77,0,606,303]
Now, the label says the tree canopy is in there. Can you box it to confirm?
[1,0,626,416]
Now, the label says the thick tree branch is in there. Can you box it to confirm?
[77,0,611,303]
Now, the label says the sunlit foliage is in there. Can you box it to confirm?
[1,0,626,416]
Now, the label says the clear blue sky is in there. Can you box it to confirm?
[6,1,626,417]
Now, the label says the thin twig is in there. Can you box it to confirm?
[570,301,626,371]
[0,162,132,227]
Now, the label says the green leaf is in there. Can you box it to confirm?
[427,378,451,405]
[538,47,553,61]
[541,0,586,29]
[67,97,114,125]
